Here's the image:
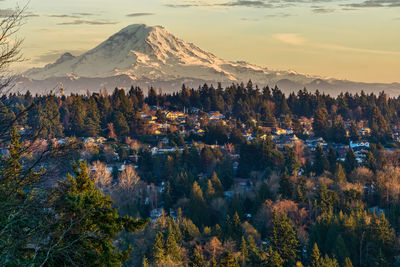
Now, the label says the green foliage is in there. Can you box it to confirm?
[270,213,300,265]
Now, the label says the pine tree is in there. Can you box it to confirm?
[344,149,357,174]
[220,252,239,267]
[206,179,216,200]
[270,213,300,265]
[247,235,262,266]
[166,224,181,262]
[189,181,207,226]
[284,146,301,176]
[333,163,346,184]
[47,161,148,265]
[84,96,100,136]
[113,111,130,136]
[343,257,353,267]
[279,170,292,199]
[192,247,206,267]
[314,144,329,175]
[240,236,248,266]
[310,243,321,267]
[211,172,224,196]
[267,247,284,267]
[327,147,337,174]
[153,231,165,264]
[34,96,64,138]
[333,235,349,266]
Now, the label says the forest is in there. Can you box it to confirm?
[1,82,400,267]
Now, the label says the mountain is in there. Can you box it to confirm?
[20,24,400,95]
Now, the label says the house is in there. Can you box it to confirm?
[208,111,225,120]
[350,141,370,149]
[150,208,164,221]
[305,137,327,151]
[275,134,303,149]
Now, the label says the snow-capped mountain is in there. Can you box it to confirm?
[20,24,400,95]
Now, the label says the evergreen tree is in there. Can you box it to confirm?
[220,252,239,267]
[314,144,329,175]
[153,231,165,264]
[344,149,357,174]
[166,224,181,262]
[333,163,346,184]
[240,236,248,266]
[343,257,353,267]
[49,161,148,265]
[313,107,329,138]
[310,243,321,267]
[327,147,337,174]
[206,179,216,200]
[192,247,206,267]
[189,181,207,226]
[34,96,64,138]
[247,235,262,266]
[279,170,292,199]
[271,213,300,266]
[267,247,284,267]
[113,111,130,136]
[84,96,100,136]
[284,146,301,176]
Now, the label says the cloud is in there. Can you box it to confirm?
[221,0,274,8]
[58,20,118,25]
[48,12,97,19]
[312,7,335,13]
[165,4,199,8]
[273,33,400,55]
[164,0,337,9]
[273,33,306,45]
[126,12,154,17]
[73,12,96,16]
[346,0,400,8]
[49,14,81,18]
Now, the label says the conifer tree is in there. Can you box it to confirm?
[310,243,321,267]
[48,160,148,265]
[267,247,284,267]
[189,181,207,226]
[166,224,181,262]
[270,213,300,265]
[220,252,239,267]
[206,179,216,200]
[240,236,248,266]
[344,149,357,174]
[192,247,206,267]
[343,257,353,267]
[279,170,292,199]
[314,144,329,175]
[84,96,100,136]
[334,163,347,184]
[153,231,165,264]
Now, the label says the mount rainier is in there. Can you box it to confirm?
[19,24,400,95]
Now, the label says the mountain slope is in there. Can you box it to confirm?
[21,24,400,95]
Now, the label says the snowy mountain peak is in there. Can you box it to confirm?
[24,24,324,88]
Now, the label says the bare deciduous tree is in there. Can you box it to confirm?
[118,165,140,191]
[91,160,112,189]
[0,5,24,94]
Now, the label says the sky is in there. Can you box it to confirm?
[1,0,400,83]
